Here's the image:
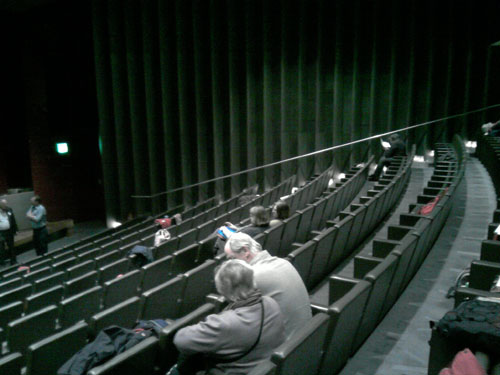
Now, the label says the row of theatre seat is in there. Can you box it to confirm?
[427,134,500,374]
[62,152,417,375]
[0,158,345,374]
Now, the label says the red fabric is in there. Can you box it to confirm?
[439,349,486,375]
[418,188,448,215]
[155,218,172,229]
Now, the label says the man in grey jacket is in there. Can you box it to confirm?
[224,232,312,339]
[173,259,285,374]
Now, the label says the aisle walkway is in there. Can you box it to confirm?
[337,156,496,375]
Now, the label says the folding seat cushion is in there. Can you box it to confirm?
[140,275,186,320]
[58,286,103,328]
[179,260,217,317]
[90,297,142,338]
[25,285,64,314]
[271,313,330,375]
[7,305,58,356]
[102,269,142,308]
[0,352,23,375]
[319,276,371,375]
[26,321,88,375]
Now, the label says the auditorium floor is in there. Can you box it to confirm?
[311,155,496,375]
[13,220,108,266]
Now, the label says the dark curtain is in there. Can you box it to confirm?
[91,0,500,221]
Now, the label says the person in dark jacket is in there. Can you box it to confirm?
[0,199,18,265]
[368,133,407,181]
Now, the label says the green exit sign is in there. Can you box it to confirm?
[56,142,69,155]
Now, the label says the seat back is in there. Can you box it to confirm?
[25,285,64,314]
[0,283,32,306]
[140,255,173,292]
[159,303,217,369]
[177,228,198,250]
[22,267,52,285]
[469,260,500,291]
[271,313,330,375]
[63,271,99,298]
[140,275,185,320]
[26,321,88,375]
[352,254,398,351]
[263,223,285,256]
[103,269,142,308]
[0,277,23,294]
[99,258,130,284]
[286,241,316,288]
[86,336,159,375]
[90,297,142,338]
[295,204,315,244]
[0,352,23,375]
[34,271,66,293]
[0,301,24,329]
[7,305,58,356]
[66,260,96,280]
[310,227,338,286]
[179,260,217,316]
[319,276,371,375]
[58,286,103,328]
[170,244,200,276]
[278,214,301,257]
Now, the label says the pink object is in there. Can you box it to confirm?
[439,349,486,375]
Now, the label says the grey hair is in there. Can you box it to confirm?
[249,206,270,226]
[215,259,256,301]
[226,232,262,255]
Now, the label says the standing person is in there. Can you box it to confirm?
[0,199,18,265]
[224,232,312,339]
[26,195,48,256]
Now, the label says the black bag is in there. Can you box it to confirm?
[436,299,500,353]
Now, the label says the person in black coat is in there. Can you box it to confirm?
[368,133,407,181]
[0,199,18,265]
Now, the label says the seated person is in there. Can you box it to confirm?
[225,232,312,338]
[269,200,290,226]
[239,206,271,237]
[482,120,500,137]
[172,259,285,375]
[213,206,270,254]
[368,133,406,181]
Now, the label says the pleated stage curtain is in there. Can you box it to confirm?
[91,0,500,221]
